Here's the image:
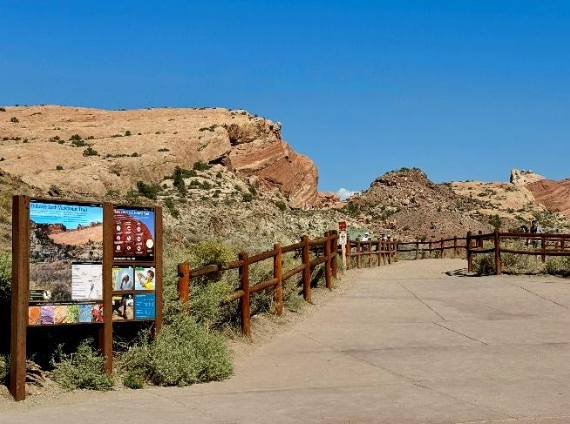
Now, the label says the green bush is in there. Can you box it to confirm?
[275,201,287,212]
[0,252,11,301]
[10,117,19,123]
[489,214,502,230]
[242,192,253,202]
[119,314,232,386]
[0,355,7,383]
[193,161,210,171]
[125,130,132,137]
[136,181,162,200]
[189,240,235,268]
[473,254,495,275]
[51,340,113,391]
[83,147,98,157]
[545,257,570,277]
[164,197,180,218]
[56,165,64,171]
[123,369,145,389]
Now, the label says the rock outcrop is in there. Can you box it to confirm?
[510,169,545,186]
[0,106,319,208]
[525,178,570,218]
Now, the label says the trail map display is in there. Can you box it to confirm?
[113,207,155,260]
[28,200,104,325]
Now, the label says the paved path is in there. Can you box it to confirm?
[4,259,570,423]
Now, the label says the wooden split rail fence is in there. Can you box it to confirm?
[467,230,570,275]
[177,232,398,337]
[397,236,468,259]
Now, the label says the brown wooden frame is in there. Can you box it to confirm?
[9,196,162,401]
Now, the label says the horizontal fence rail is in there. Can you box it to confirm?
[466,230,570,275]
[177,228,570,336]
[177,231,398,337]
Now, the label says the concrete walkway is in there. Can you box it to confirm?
[4,259,570,423]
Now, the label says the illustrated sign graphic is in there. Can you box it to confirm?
[338,221,347,231]
[113,207,155,260]
[29,200,103,325]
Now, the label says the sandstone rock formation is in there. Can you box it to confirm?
[0,106,318,208]
[510,169,545,186]
[525,178,570,218]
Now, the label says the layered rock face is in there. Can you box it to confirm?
[0,106,319,208]
[526,178,570,218]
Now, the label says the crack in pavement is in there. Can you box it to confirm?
[433,322,488,345]
[517,286,569,310]
[397,281,447,321]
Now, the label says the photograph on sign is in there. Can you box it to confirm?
[112,266,134,291]
[135,266,155,290]
[113,207,155,260]
[134,293,156,319]
[112,294,134,320]
[29,201,103,305]
[29,302,102,326]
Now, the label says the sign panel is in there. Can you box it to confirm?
[28,200,104,325]
[134,293,156,319]
[338,231,348,246]
[113,207,155,260]
[338,221,347,231]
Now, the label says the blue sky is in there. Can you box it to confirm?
[1,1,569,193]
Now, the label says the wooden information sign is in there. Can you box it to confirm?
[10,195,162,401]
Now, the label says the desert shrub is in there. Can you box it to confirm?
[201,181,211,190]
[0,355,7,383]
[158,148,169,152]
[545,257,570,277]
[242,193,253,202]
[473,254,495,275]
[51,340,113,391]
[216,171,222,179]
[123,369,145,389]
[71,136,86,147]
[164,197,179,218]
[189,240,235,268]
[83,147,98,157]
[56,165,64,171]
[193,161,210,171]
[275,201,287,212]
[489,214,502,230]
[119,314,232,386]
[10,117,19,123]
[172,167,187,196]
[125,130,132,136]
[0,107,5,112]
[136,181,161,200]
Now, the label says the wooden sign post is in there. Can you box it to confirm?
[9,196,162,401]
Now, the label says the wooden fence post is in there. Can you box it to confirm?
[368,240,372,267]
[302,235,311,302]
[177,262,190,313]
[416,241,419,260]
[377,241,381,266]
[274,243,283,316]
[346,235,351,270]
[10,195,29,402]
[453,236,457,259]
[324,232,332,290]
[467,231,473,272]
[356,239,361,268]
[541,234,546,263]
[440,238,444,259]
[331,231,338,278]
[428,241,432,259]
[478,231,483,248]
[387,237,392,264]
[494,230,502,276]
[238,252,251,338]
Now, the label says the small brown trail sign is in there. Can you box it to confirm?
[10,195,162,401]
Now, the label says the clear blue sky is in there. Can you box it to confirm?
[2,1,569,193]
